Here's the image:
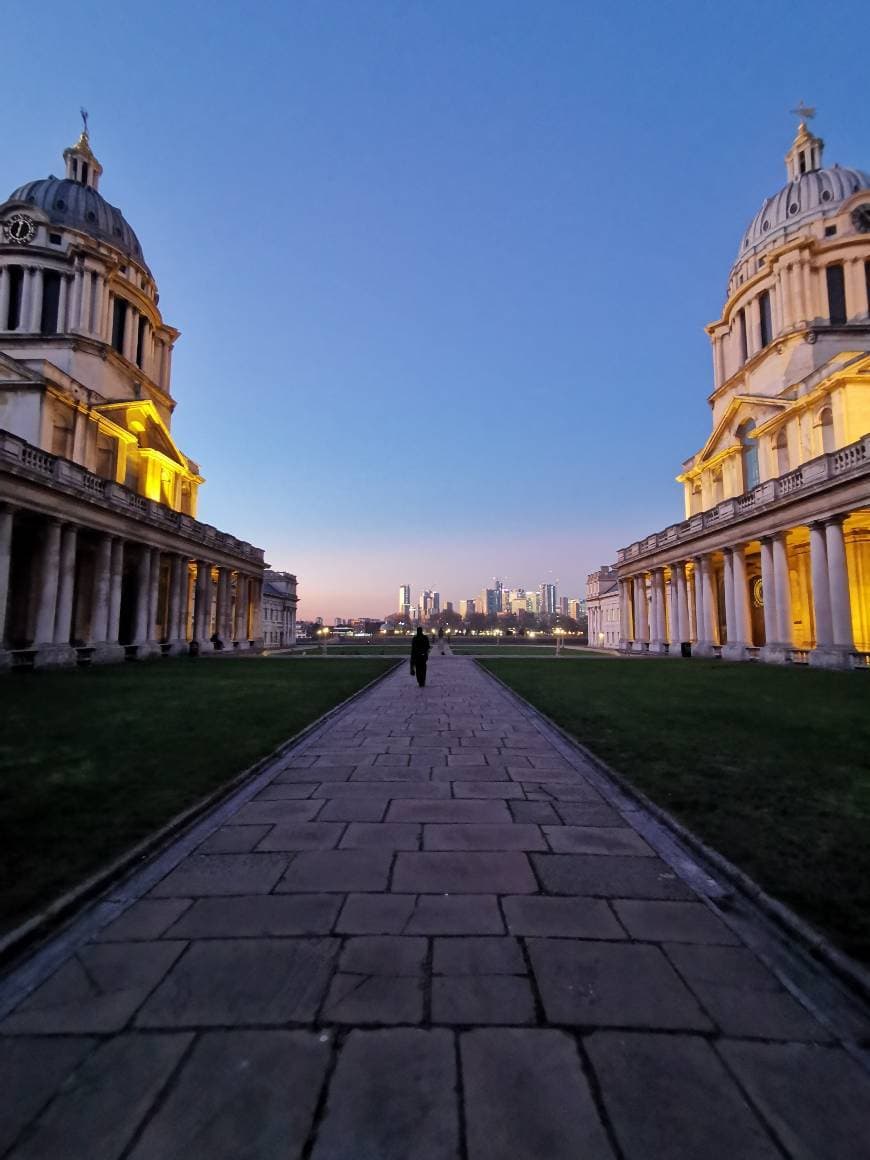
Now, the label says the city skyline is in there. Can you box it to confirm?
[3,1,868,622]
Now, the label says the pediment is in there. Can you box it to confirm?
[0,351,44,388]
[697,395,788,465]
[95,400,188,469]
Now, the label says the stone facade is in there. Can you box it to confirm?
[586,566,620,649]
[262,571,299,648]
[0,127,265,668]
[618,120,870,669]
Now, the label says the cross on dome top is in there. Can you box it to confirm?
[785,106,823,182]
[63,111,103,190]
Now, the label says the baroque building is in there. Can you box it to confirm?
[262,570,298,648]
[617,117,870,668]
[0,125,265,668]
[586,565,620,649]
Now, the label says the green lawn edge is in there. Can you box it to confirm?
[0,657,396,932]
[480,657,870,964]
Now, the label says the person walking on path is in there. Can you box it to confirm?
[437,625,446,655]
[410,626,431,687]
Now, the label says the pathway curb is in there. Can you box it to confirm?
[0,659,402,973]
[477,659,870,1005]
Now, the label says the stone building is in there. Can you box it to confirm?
[617,117,870,668]
[0,126,265,668]
[586,566,620,649]
[262,570,298,648]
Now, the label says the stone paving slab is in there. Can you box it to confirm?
[2,653,868,1159]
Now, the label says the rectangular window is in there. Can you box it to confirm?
[111,297,126,354]
[865,261,870,315]
[824,225,837,237]
[136,315,146,367]
[49,232,62,245]
[738,309,748,362]
[40,272,61,334]
[759,291,772,348]
[826,264,847,325]
[6,265,24,329]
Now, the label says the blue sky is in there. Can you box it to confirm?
[4,1,868,620]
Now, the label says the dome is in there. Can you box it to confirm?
[3,175,150,272]
[735,165,870,268]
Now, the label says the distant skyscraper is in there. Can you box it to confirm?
[419,589,435,618]
[398,584,411,618]
[493,578,504,613]
[459,599,476,618]
[559,596,569,617]
[481,588,498,616]
[540,583,557,615]
[432,591,441,614]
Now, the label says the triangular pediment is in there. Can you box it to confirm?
[696,395,789,466]
[95,400,189,470]
[0,351,44,388]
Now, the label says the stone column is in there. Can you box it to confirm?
[649,568,667,653]
[193,561,215,653]
[52,523,78,646]
[133,544,151,646]
[57,274,70,333]
[234,574,249,647]
[675,563,690,647]
[691,558,705,646]
[729,544,753,659]
[146,548,161,647]
[79,268,92,334]
[106,539,124,646]
[758,536,782,662]
[30,268,45,332]
[34,519,62,643]
[807,521,839,667]
[632,574,649,652]
[722,549,736,645]
[251,578,263,646]
[90,533,113,643]
[166,554,185,653]
[618,578,631,650]
[844,258,865,321]
[123,303,138,363]
[0,505,14,653]
[19,267,33,333]
[825,517,854,650]
[215,567,231,647]
[772,532,793,647]
[0,267,9,330]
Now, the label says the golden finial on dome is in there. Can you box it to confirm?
[63,109,103,187]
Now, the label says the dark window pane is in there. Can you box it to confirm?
[738,309,748,362]
[6,266,23,330]
[759,291,772,348]
[40,272,61,334]
[826,264,846,325]
[111,297,126,353]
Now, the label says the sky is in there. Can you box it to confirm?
[3,0,868,621]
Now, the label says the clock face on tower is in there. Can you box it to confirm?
[3,213,36,245]
[851,203,870,233]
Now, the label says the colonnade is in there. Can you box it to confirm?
[0,503,263,668]
[0,262,171,389]
[619,511,862,668]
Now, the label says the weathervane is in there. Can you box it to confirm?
[80,107,89,136]
[790,101,816,124]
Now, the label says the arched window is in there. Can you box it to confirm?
[737,420,759,490]
[818,407,835,455]
[774,429,789,476]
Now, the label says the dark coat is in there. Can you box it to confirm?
[410,633,431,663]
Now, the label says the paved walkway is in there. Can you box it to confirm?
[1,654,869,1159]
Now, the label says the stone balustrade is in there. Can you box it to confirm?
[617,435,870,563]
[0,429,263,565]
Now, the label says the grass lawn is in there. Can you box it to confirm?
[482,657,870,963]
[0,656,395,933]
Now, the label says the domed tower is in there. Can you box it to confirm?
[682,114,870,516]
[0,120,203,512]
[0,124,266,669]
[618,114,870,669]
